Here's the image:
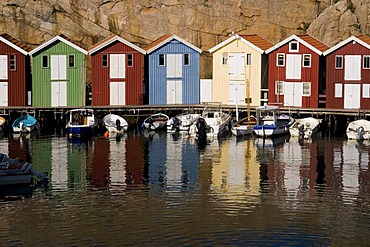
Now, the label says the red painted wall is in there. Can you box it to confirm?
[326,42,370,109]
[0,42,29,106]
[91,41,144,106]
[267,42,321,108]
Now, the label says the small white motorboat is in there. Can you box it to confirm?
[253,105,295,138]
[142,113,169,131]
[289,117,321,139]
[346,119,370,140]
[103,113,129,133]
[167,113,200,132]
[66,109,98,137]
[201,105,232,137]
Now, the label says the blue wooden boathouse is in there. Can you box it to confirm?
[144,34,202,105]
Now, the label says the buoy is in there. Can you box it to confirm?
[104,131,109,139]
[68,133,73,139]
[185,134,190,140]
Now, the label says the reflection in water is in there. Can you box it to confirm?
[0,132,370,245]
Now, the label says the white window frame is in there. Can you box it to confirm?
[363,55,370,69]
[9,55,16,71]
[127,54,133,67]
[275,81,284,95]
[102,54,108,67]
[276,53,285,67]
[335,55,343,69]
[363,84,370,98]
[222,52,228,65]
[159,54,165,66]
[302,82,311,96]
[303,54,311,68]
[289,41,299,52]
[246,54,252,66]
[335,83,342,98]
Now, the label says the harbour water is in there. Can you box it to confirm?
[1,129,370,246]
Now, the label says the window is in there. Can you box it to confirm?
[159,54,165,66]
[102,54,108,67]
[246,54,252,66]
[335,55,343,69]
[9,55,16,71]
[302,82,311,96]
[275,81,284,95]
[222,52,228,65]
[364,55,370,69]
[277,53,285,66]
[42,55,48,68]
[68,55,75,68]
[335,83,342,98]
[289,41,299,52]
[128,54,133,67]
[184,54,190,66]
[303,54,311,67]
[363,84,370,98]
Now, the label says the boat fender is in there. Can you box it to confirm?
[104,131,109,139]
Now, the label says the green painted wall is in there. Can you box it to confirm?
[32,40,86,107]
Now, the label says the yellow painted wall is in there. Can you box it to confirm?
[212,39,263,107]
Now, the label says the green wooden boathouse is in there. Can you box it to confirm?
[29,35,88,107]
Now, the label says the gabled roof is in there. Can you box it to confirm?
[0,33,31,55]
[144,34,202,54]
[29,35,88,56]
[209,34,273,54]
[88,35,146,55]
[265,34,329,55]
[323,35,370,56]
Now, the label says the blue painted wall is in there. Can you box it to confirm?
[147,39,200,105]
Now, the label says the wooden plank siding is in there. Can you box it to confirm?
[90,39,144,106]
[0,34,31,106]
[325,38,370,109]
[266,35,328,109]
[31,37,87,107]
[145,35,201,105]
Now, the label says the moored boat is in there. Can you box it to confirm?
[142,113,169,131]
[346,119,370,140]
[201,105,232,137]
[167,113,200,132]
[66,109,98,137]
[12,114,39,133]
[103,113,129,133]
[253,105,295,138]
[289,117,321,139]
[231,116,257,137]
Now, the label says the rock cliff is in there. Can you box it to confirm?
[1,0,368,78]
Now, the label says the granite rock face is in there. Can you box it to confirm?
[0,0,368,78]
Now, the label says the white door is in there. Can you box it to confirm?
[344,55,361,81]
[344,84,360,109]
[286,54,302,79]
[110,82,126,105]
[200,79,212,103]
[167,54,182,78]
[228,53,245,79]
[228,80,246,105]
[110,54,125,79]
[51,81,67,107]
[0,82,8,106]
[51,55,67,80]
[167,80,182,104]
[0,55,8,79]
[284,82,303,107]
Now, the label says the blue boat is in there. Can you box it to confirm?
[12,114,39,133]
[66,109,98,137]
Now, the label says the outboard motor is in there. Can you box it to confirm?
[172,117,180,130]
[298,124,305,138]
[196,118,207,140]
[116,119,122,131]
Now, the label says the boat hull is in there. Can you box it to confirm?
[346,119,370,140]
[289,117,321,139]
[0,174,32,186]
[253,124,290,137]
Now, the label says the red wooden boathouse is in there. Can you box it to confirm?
[0,34,32,106]
[265,34,328,108]
[323,35,370,110]
[89,35,146,106]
